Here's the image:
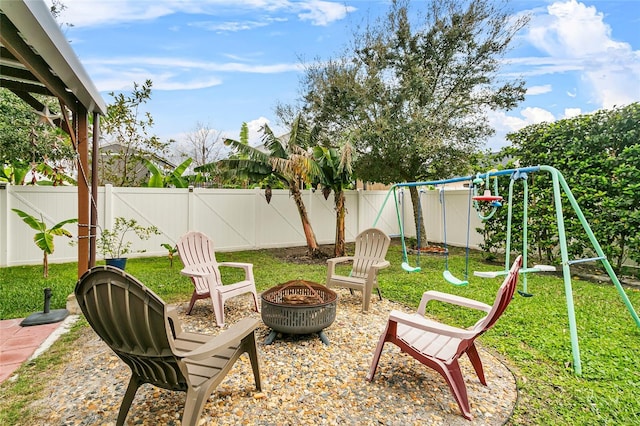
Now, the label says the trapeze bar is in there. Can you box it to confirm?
[474,265,556,278]
[567,256,606,265]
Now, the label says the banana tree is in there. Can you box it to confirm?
[145,158,193,188]
[12,209,77,277]
[313,140,355,257]
[198,115,324,257]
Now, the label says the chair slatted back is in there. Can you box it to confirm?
[473,255,522,333]
[351,228,391,278]
[177,231,223,295]
[75,266,188,391]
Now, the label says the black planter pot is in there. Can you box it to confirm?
[106,258,127,270]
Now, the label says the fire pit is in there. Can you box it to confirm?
[261,280,337,345]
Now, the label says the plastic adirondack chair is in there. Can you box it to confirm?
[75,266,262,426]
[177,231,259,326]
[367,255,522,420]
[326,228,391,312]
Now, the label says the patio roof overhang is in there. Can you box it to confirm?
[1,0,107,277]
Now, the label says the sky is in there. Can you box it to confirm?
[53,0,640,159]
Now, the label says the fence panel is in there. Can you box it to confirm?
[1,184,484,267]
[3,185,78,265]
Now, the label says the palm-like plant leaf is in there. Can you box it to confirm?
[168,158,193,188]
[12,209,46,231]
[50,218,79,235]
[144,159,164,187]
[34,231,54,254]
[259,125,288,158]
[13,209,77,256]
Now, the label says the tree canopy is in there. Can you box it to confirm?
[297,0,529,245]
[100,80,169,186]
[0,89,75,184]
[300,0,529,185]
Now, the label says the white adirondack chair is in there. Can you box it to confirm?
[326,228,391,312]
[177,231,259,327]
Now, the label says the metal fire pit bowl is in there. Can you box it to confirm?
[261,280,337,345]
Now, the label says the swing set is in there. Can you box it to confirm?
[372,165,640,375]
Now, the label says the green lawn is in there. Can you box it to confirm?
[1,244,639,424]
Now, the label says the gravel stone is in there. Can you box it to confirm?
[27,289,516,425]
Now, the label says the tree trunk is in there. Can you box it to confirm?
[409,186,427,248]
[289,182,320,257]
[43,251,49,278]
[334,189,346,257]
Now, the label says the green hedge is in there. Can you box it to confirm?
[481,103,640,271]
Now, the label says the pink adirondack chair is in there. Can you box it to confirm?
[367,255,523,420]
[326,228,391,312]
[177,231,259,327]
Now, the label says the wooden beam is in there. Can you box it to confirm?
[77,106,90,277]
[0,14,77,109]
[90,112,100,268]
[0,62,39,82]
[5,89,65,129]
[0,77,53,96]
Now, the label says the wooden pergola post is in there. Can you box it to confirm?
[77,105,90,277]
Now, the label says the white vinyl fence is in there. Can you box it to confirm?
[0,183,484,267]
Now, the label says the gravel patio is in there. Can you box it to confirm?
[26,289,517,425]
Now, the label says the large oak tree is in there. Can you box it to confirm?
[299,0,529,245]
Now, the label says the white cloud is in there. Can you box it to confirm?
[295,1,357,26]
[53,0,355,28]
[524,0,640,109]
[223,117,279,147]
[527,84,552,95]
[486,107,557,150]
[191,20,271,32]
[563,108,582,118]
[88,65,223,92]
[528,0,628,58]
[190,17,288,32]
[246,117,271,145]
[86,57,302,74]
[83,56,302,92]
[521,107,555,124]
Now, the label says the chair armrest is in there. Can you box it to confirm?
[180,265,210,278]
[179,317,260,361]
[417,290,491,316]
[327,256,353,267]
[180,265,214,278]
[218,262,254,281]
[369,260,390,272]
[389,310,475,340]
[218,261,253,271]
[327,256,354,276]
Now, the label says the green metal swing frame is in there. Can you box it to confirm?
[373,165,640,375]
